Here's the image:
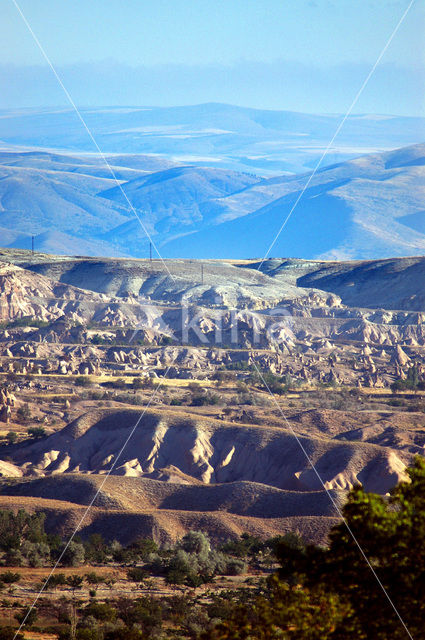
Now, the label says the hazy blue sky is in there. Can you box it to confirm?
[1,0,424,114]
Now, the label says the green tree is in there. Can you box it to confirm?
[391,364,423,392]
[5,431,17,444]
[61,541,85,567]
[84,533,107,563]
[277,457,425,639]
[83,601,117,622]
[127,567,149,583]
[75,376,93,387]
[46,573,67,590]
[66,574,84,597]
[117,596,162,634]
[85,571,103,586]
[406,364,420,388]
[221,533,265,559]
[131,377,144,390]
[0,571,20,584]
[203,577,352,640]
[27,426,46,439]
[14,606,38,629]
[129,536,158,559]
[21,540,50,567]
[179,530,211,555]
[17,404,31,423]
[205,459,425,639]
[0,510,47,551]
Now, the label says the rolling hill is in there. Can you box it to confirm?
[3,408,408,494]
[1,103,424,174]
[0,248,424,544]
[160,144,425,260]
[0,151,258,257]
[0,407,408,544]
[0,142,424,260]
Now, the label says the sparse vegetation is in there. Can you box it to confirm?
[27,426,46,439]
[101,378,129,390]
[5,432,17,445]
[0,317,49,329]
[16,404,31,423]
[75,376,93,388]
[391,364,425,392]
[0,461,424,637]
[190,391,221,406]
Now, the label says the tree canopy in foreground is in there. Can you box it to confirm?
[204,457,425,639]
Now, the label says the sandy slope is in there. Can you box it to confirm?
[0,494,338,545]
[5,408,408,494]
[0,406,409,543]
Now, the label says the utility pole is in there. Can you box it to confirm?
[149,242,152,262]
[31,235,34,255]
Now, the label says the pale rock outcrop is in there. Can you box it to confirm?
[390,345,410,367]
[6,409,409,495]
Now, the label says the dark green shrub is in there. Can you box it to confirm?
[0,572,20,584]
[75,376,93,387]
[17,404,31,423]
[85,572,103,585]
[127,567,149,582]
[61,541,85,567]
[83,602,117,622]
[14,606,38,628]
[0,627,24,640]
[27,426,46,439]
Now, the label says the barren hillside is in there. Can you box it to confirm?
[0,248,424,545]
[0,406,411,543]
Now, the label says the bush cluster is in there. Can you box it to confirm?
[4,460,425,639]
[144,532,248,587]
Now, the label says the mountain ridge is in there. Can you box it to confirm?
[0,141,424,260]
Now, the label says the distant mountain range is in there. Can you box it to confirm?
[0,141,424,260]
[1,103,425,175]
[162,143,425,260]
